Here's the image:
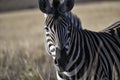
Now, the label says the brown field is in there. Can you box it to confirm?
[0,1,120,80]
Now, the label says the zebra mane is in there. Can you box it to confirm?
[66,12,83,30]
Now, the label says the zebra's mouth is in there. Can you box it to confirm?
[53,47,69,72]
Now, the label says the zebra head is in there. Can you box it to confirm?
[39,0,75,72]
[38,0,74,15]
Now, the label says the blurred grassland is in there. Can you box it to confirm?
[0,1,120,80]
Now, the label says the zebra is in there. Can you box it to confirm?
[38,0,120,80]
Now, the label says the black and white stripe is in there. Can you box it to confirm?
[39,0,120,80]
[44,14,120,80]
[44,13,82,58]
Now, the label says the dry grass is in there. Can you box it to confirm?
[0,1,120,80]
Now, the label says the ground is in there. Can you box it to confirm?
[0,1,120,80]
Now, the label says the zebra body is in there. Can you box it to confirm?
[39,0,120,80]
[45,15,120,80]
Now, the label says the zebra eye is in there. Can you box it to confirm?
[68,24,71,30]
[45,27,49,31]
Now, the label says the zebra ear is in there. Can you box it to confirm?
[59,0,74,13]
[38,0,53,14]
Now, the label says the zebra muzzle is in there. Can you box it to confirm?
[54,47,68,72]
